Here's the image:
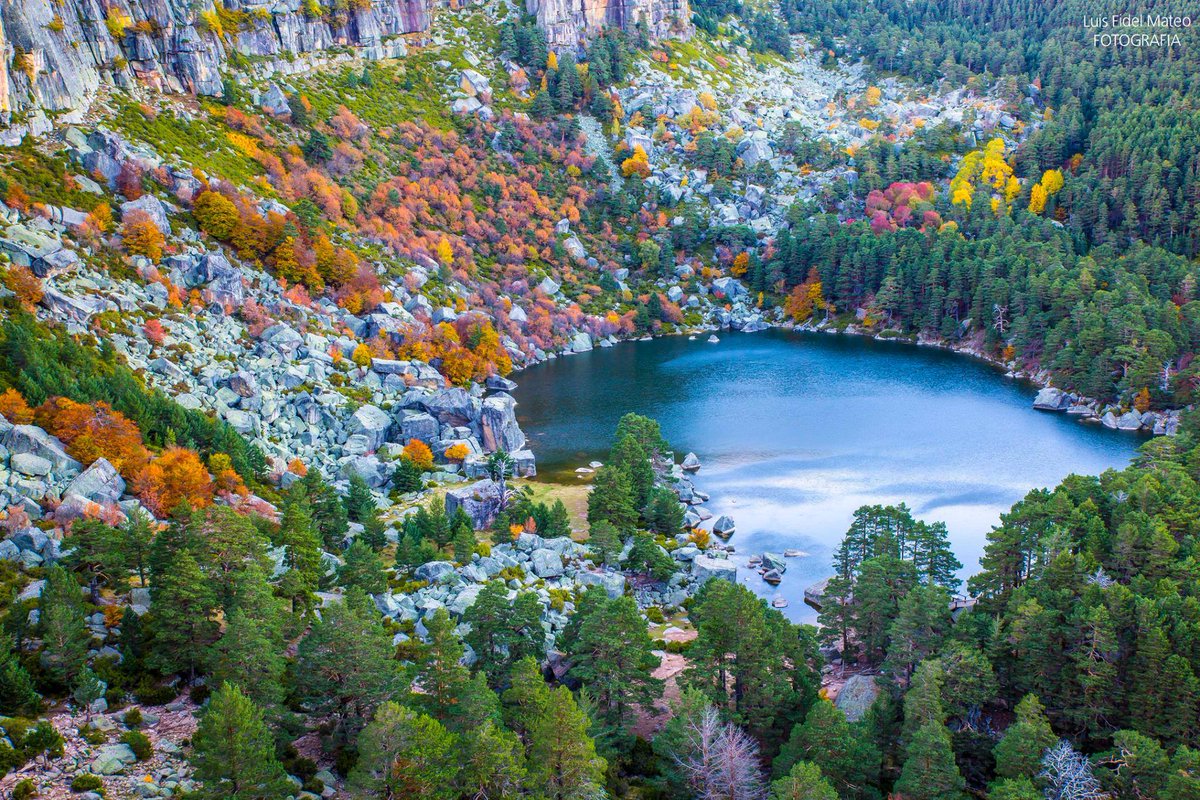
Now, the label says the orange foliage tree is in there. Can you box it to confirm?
[401,439,434,471]
[122,211,165,262]
[35,398,150,475]
[132,447,214,516]
[3,265,43,310]
[0,389,34,424]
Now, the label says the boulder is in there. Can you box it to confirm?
[530,548,564,578]
[398,410,440,444]
[835,674,880,722]
[10,452,51,477]
[64,458,125,504]
[577,570,626,599]
[346,404,392,450]
[448,584,483,615]
[444,480,504,530]
[712,515,735,538]
[569,332,593,353]
[4,425,81,475]
[1033,387,1070,411]
[91,743,138,775]
[414,561,456,583]
[762,552,787,572]
[120,194,170,235]
[481,393,526,453]
[692,554,737,585]
[681,452,701,472]
[1117,411,1144,431]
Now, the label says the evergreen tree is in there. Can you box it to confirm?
[38,564,89,684]
[347,702,458,800]
[278,490,324,610]
[338,539,388,595]
[626,533,676,581]
[611,433,654,512]
[452,524,477,565]
[773,700,879,799]
[993,694,1056,781]
[531,90,555,119]
[587,465,637,535]
[587,520,621,564]
[294,592,404,742]
[345,473,376,524]
[71,666,104,722]
[894,720,967,800]
[465,581,545,688]
[568,595,663,740]
[191,683,291,800]
[459,719,528,799]
[209,609,286,717]
[411,609,474,727]
[0,640,40,715]
[303,470,350,551]
[148,550,218,680]
[770,761,838,800]
[526,685,607,800]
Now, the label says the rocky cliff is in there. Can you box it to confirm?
[525,0,692,48]
[0,0,429,142]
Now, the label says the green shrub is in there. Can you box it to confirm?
[70,773,105,793]
[119,730,152,761]
[79,725,108,745]
[13,778,36,799]
[122,708,143,729]
[665,639,692,655]
[645,606,665,624]
[133,679,176,707]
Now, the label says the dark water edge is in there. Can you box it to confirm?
[514,328,1143,621]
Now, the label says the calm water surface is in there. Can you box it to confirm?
[514,329,1142,621]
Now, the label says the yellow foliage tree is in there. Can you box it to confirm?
[1028,182,1048,215]
[620,146,651,178]
[402,439,434,471]
[864,86,882,106]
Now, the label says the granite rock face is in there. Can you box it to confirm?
[526,0,692,47]
[0,0,430,141]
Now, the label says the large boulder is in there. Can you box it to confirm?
[569,332,593,353]
[1033,387,1070,411]
[444,480,504,530]
[3,425,80,475]
[420,388,477,426]
[481,393,526,453]
[530,548,564,578]
[414,561,456,583]
[64,458,125,504]
[835,674,881,722]
[398,410,440,444]
[346,404,392,451]
[578,570,626,599]
[692,554,737,585]
[120,194,169,234]
[712,516,736,538]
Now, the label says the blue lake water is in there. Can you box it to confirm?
[514,329,1142,621]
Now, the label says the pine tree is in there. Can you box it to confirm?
[347,702,458,800]
[588,520,621,564]
[0,640,40,716]
[210,610,286,717]
[411,609,473,726]
[452,525,477,565]
[773,700,879,799]
[895,720,967,800]
[278,491,323,610]
[38,564,89,684]
[568,595,662,739]
[72,666,105,723]
[994,694,1056,781]
[303,470,350,551]
[148,550,218,679]
[459,719,528,799]
[770,761,838,800]
[191,683,291,800]
[294,592,403,742]
[610,433,654,512]
[465,581,544,687]
[587,465,637,535]
[526,685,607,800]
[886,583,952,680]
[502,656,552,739]
[338,539,388,595]
[345,473,376,524]
[531,90,555,119]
